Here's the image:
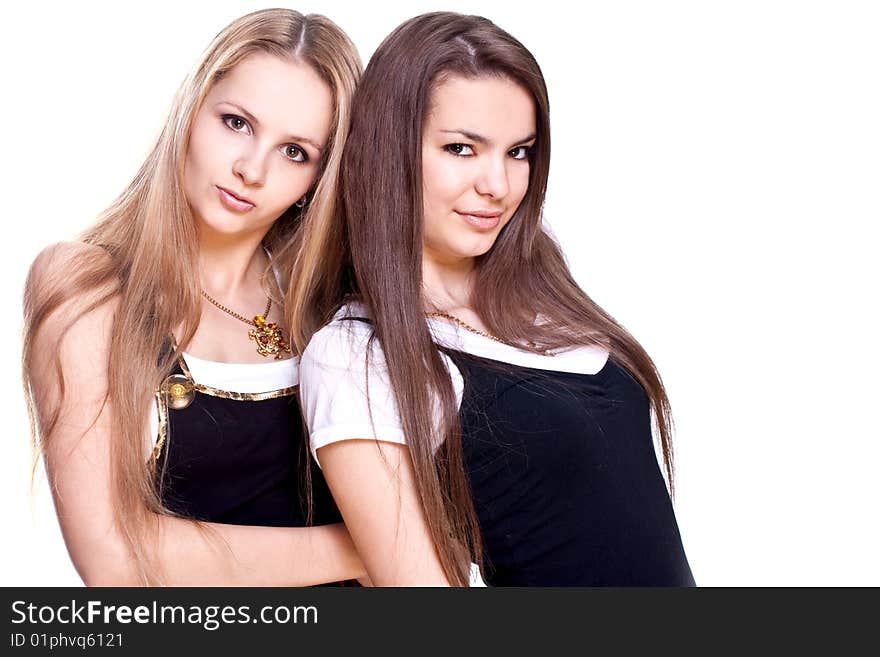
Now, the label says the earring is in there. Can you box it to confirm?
[295,196,307,208]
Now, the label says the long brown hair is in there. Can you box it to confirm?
[21,8,361,585]
[323,12,675,585]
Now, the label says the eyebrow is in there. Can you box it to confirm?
[218,101,325,152]
[439,129,537,146]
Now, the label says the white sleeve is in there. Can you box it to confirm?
[299,320,463,467]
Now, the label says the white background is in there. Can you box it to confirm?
[2,0,877,586]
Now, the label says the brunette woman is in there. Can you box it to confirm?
[298,12,694,586]
[23,9,364,585]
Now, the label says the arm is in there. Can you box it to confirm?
[317,439,450,586]
[299,322,453,586]
[28,245,364,586]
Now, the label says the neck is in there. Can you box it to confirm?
[198,228,271,298]
[421,248,476,312]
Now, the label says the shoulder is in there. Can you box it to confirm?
[26,241,119,311]
[300,304,381,374]
[299,304,465,410]
[25,242,120,354]
[27,241,114,284]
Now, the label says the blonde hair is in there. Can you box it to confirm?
[22,8,361,584]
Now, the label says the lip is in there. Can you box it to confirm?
[455,210,502,230]
[216,186,255,212]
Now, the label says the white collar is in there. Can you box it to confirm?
[181,352,299,392]
[335,302,609,376]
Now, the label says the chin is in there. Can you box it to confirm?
[198,214,253,236]
[459,235,500,259]
[426,233,500,264]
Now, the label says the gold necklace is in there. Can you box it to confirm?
[201,290,292,360]
[425,311,555,357]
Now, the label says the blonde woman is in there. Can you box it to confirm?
[22,9,363,586]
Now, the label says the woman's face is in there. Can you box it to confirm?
[184,52,333,240]
[421,75,536,266]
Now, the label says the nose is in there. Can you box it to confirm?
[232,146,268,188]
[474,155,510,199]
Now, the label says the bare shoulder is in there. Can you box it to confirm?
[25,241,120,361]
[27,241,114,288]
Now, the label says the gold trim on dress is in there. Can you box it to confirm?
[148,389,170,469]
[190,383,296,401]
[176,354,295,400]
[177,354,194,380]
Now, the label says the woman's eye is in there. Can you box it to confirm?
[222,114,250,134]
[509,146,531,160]
[282,144,307,163]
[444,143,474,157]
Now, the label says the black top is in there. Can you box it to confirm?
[153,361,341,528]
[444,348,695,587]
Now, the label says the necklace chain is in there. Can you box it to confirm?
[200,289,291,359]
[425,310,555,357]
[201,290,271,327]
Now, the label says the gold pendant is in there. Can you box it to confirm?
[248,315,292,360]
